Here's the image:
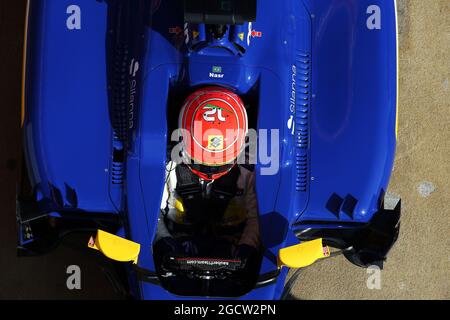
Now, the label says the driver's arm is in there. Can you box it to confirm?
[238,169,260,249]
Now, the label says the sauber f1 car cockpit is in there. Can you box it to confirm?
[18,0,400,299]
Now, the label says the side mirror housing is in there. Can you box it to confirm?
[88,230,141,264]
[278,239,330,269]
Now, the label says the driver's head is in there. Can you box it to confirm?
[179,86,248,181]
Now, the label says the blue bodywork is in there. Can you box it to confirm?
[21,0,399,299]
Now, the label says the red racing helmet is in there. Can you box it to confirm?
[179,86,248,180]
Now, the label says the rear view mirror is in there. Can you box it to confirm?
[278,238,330,269]
[88,230,141,264]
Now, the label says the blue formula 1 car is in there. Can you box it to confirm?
[18,0,401,299]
